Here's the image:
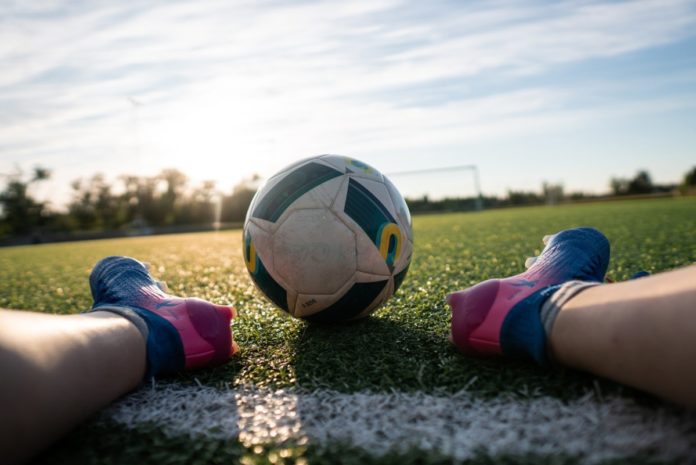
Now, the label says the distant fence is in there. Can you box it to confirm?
[560,190,683,205]
[2,190,692,247]
[0,222,243,247]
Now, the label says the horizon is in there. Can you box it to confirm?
[2,0,696,207]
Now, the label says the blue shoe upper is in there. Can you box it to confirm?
[90,256,184,380]
[499,227,610,365]
[535,227,610,284]
[90,256,163,309]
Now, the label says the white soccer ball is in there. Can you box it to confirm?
[243,155,414,322]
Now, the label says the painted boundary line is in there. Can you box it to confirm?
[105,383,696,463]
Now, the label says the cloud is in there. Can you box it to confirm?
[1,0,696,202]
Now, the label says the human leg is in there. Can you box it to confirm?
[0,310,145,464]
[448,227,610,364]
[89,256,239,377]
[549,265,696,407]
[448,226,696,407]
[0,255,238,464]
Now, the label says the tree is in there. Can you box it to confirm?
[507,190,542,206]
[69,174,127,230]
[0,167,51,236]
[627,170,653,195]
[158,169,188,225]
[542,182,564,205]
[610,177,629,196]
[178,180,218,225]
[610,170,654,196]
[221,174,262,223]
[683,167,696,187]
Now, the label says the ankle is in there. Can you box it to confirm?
[541,280,602,361]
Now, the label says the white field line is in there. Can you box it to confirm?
[104,384,696,463]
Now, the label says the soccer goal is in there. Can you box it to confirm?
[387,164,484,211]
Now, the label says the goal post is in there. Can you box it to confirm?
[386,164,484,211]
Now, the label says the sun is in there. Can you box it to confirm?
[138,79,270,192]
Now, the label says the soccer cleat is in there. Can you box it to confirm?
[90,256,238,379]
[447,227,610,365]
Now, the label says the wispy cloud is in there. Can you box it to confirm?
[1,0,696,202]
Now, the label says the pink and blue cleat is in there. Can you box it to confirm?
[447,227,610,365]
[89,256,238,380]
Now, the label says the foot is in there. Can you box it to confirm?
[90,256,238,379]
[447,227,610,364]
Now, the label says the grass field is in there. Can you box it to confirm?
[2,197,696,464]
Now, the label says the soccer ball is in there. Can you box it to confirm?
[243,155,413,322]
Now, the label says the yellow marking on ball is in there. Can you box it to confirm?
[379,223,402,263]
[245,239,257,274]
[346,157,373,174]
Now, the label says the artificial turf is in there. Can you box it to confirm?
[2,197,695,464]
[39,420,675,465]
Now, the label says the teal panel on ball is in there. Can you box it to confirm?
[304,279,388,323]
[252,162,343,222]
[344,178,396,246]
[250,256,289,312]
[393,263,410,294]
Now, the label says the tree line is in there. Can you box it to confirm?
[0,168,260,240]
[398,168,695,214]
[1,166,695,242]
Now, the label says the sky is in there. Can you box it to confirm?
[1,0,696,207]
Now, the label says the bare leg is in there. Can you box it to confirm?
[0,255,237,464]
[550,265,696,407]
[0,309,145,464]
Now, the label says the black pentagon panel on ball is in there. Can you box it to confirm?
[304,279,388,323]
[252,162,343,222]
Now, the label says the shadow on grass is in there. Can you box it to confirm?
[292,315,451,392]
[172,305,643,402]
[291,314,639,401]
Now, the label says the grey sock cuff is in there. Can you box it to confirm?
[540,280,601,344]
[91,305,150,341]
